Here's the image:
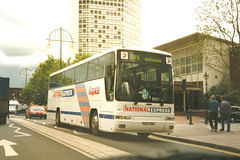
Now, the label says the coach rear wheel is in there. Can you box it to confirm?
[137,133,150,138]
[91,111,100,135]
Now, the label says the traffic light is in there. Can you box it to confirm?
[182,79,186,90]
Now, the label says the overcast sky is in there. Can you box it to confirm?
[0,0,203,88]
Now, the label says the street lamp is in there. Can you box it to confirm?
[203,72,209,95]
[203,72,209,124]
[46,27,75,70]
[19,68,32,87]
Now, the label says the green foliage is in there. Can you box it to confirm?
[22,55,63,105]
[208,77,240,105]
[22,53,92,105]
[195,0,240,75]
[71,52,92,65]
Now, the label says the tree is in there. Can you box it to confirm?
[208,77,240,105]
[195,0,240,88]
[70,51,92,65]
[22,55,66,105]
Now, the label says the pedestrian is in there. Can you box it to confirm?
[208,95,219,132]
[219,96,231,132]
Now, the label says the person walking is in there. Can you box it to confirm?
[208,95,219,132]
[219,96,231,132]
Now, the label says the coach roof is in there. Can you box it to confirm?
[50,46,171,76]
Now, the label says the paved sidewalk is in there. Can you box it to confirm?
[156,115,240,151]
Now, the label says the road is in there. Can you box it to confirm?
[0,115,239,160]
[0,115,90,160]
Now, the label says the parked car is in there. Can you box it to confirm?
[218,106,240,122]
[16,104,27,115]
[231,106,240,122]
[26,106,47,119]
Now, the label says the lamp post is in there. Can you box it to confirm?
[46,27,75,70]
[182,78,186,112]
[203,72,209,124]
[203,72,209,96]
[19,68,32,87]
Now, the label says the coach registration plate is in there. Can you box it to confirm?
[142,122,155,125]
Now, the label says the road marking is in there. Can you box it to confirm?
[9,124,31,137]
[0,139,18,157]
[11,118,133,159]
[150,135,240,157]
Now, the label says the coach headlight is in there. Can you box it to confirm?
[115,115,131,120]
[115,115,123,119]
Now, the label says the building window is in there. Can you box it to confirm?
[181,58,185,66]
[175,68,180,76]
[186,56,191,65]
[198,64,203,71]
[186,66,191,74]
[175,59,180,67]
[181,67,185,74]
[192,64,197,72]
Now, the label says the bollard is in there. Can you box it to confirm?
[189,108,193,125]
[204,109,208,124]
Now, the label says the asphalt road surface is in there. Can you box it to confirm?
[0,115,239,160]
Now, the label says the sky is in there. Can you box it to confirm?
[0,0,203,88]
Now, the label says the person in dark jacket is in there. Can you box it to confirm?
[219,96,231,132]
[208,95,219,132]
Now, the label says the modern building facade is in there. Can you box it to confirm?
[154,33,230,111]
[69,0,141,56]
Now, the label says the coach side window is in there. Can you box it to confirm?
[50,73,64,88]
[105,52,115,101]
[64,68,75,85]
[75,63,87,83]
[87,56,104,80]
[49,72,64,88]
